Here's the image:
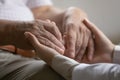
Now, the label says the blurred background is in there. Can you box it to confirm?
[52,0,120,44]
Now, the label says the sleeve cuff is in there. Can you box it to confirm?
[51,55,79,80]
[113,45,120,64]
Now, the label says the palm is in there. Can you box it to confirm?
[81,19,115,64]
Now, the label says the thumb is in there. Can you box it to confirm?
[83,19,104,38]
[24,32,41,49]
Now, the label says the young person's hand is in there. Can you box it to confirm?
[82,19,115,63]
[25,32,60,65]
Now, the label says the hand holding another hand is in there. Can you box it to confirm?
[62,7,94,62]
[81,19,115,63]
[27,20,65,54]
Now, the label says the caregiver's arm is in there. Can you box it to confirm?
[25,31,120,80]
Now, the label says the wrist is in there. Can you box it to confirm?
[64,7,87,21]
[0,20,35,49]
[106,44,115,63]
[13,21,35,49]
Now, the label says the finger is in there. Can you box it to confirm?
[64,24,76,58]
[36,35,64,54]
[24,32,41,49]
[75,29,83,58]
[46,22,63,42]
[25,32,64,54]
[87,36,94,61]
[37,20,63,42]
[75,33,82,56]
[75,28,89,61]
[83,19,104,38]
[34,20,65,53]
[42,30,65,50]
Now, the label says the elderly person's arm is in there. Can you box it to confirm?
[0,20,64,54]
[0,20,34,49]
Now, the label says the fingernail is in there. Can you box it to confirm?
[61,46,65,50]
[59,49,64,55]
[69,53,75,59]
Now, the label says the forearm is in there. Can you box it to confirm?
[32,6,87,32]
[0,20,34,49]
[44,53,120,80]
[51,55,79,80]
[32,6,64,30]
[37,52,79,80]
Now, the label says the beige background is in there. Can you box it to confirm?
[52,0,120,44]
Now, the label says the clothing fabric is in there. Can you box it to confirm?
[51,45,120,80]
[51,55,79,80]
[113,45,120,64]
[0,50,64,80]
[0,0,52,21]
[72,63,120,80]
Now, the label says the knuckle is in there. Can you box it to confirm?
[79,26,85,32]
[41,31,47,37]
[67,33,76,41]
[67,23,76,30]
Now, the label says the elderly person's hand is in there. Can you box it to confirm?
[0,20,64,57]
[81,19,115,63]
[61,7,94,62]
[28,20,65,54]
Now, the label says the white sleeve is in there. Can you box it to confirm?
[27,0,53,8]
[51,55,79,80]
[113,45,120,64]
[51,55,120,80]
[72,63,120,80]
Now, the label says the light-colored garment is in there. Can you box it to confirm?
[72,63,120,80]
[51,45,120,80]
[0,50,64,80]
[0,0,52,21]
[113,45,120,64]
